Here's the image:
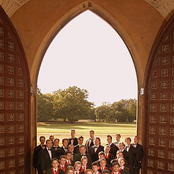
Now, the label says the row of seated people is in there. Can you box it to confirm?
[46,156,129,174]
[33,130,144,174]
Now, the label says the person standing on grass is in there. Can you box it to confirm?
[33,136,46,174]
[85,130,95,153]
[68,129,78,146]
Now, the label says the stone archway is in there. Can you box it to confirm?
[144,14,174,174]
[30,0,144,145]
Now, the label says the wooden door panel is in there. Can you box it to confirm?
[144,15,174,174]
[0,6,30,174]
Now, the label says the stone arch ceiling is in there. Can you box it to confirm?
[0,0,29,17]
[0,0,173,20]
[145,0,174,20]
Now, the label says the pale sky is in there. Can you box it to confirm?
[38,10,137,107]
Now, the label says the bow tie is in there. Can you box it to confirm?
[48,149,51,151]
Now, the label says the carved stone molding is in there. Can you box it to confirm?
[0,0,29,17]
[145,0,174,20]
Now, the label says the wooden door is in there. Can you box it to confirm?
[0,6,31,174]
[144,15,174,174]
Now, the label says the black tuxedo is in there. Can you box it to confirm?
[105,153,114,168]
[33,145,45,169]
[74,144,82,154]
[68,137,78,146]
[106,143,118,157]
[125,145,137,174]
[122,150,130,168]
[74,153,92,168]
[52,146,60,159]
[89,145,104,162]
[85,138,94,152]
[57,147,67,159]
[38,148,56,173]
[131,143,144,174]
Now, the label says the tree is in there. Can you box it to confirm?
[53,86,93,123]
[37,89,54,122]
[95,104,115,122]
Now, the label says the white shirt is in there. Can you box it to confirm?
[114,141,120,147]
[46,147,52,160]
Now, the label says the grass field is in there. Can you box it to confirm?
[37,121,137,146]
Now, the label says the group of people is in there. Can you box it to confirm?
[33,130,144,174]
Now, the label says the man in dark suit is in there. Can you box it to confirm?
[118,142,130,168]
[89,137,104,162]
[106,135,118,157]
[33,136,46,173]
[68,129,78,146]
[49,135,54,147]
[39,139,56,174]
[113,134,121,148]
[74,145,92,168]
[132,136,144,174]
[74,136,84,154]
[85,130,95,153]
[52,138,60,159]
[125,137,138,174]
[104,145,114,168]
[57,138,69,159]
[68,144,76,162]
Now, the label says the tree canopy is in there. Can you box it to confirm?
[37,86,137,123]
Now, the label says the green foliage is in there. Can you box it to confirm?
[95,99,137,122]
[51,86,93,123]
[37,87,137,123]
[37,89,54,122]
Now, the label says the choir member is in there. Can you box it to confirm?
[85,130,95,152]
[74,136,84,154]
[113,134,121,148]
[33,136,46,173]
[106,135,118,157]
[74,161,82,174]
[132,136,144,174]
[89,137,104,162]
[68,129,78,146]
[39,139,56,174]
[46,158,64,174]
[58,155,67,173]
[92,162,100,174]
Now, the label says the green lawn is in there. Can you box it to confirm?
[37,121,136,146]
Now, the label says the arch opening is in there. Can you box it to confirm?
[36,9,138,145]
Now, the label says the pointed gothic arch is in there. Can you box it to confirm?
[30,1,144,147]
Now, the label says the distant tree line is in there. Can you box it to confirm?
[37,86,137,123]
